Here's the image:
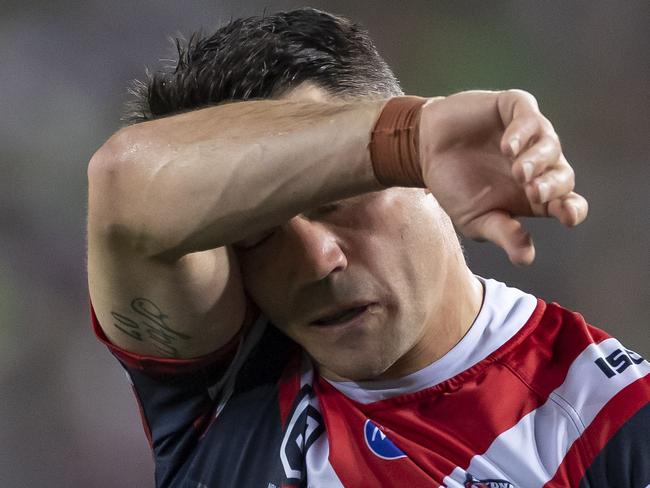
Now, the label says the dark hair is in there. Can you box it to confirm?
[124,7,402,124]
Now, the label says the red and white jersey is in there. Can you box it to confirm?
[272,278,650,487]
[92,278,650,487]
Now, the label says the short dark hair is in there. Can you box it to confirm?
[124,7,402,124]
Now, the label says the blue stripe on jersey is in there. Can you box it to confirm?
[178,326,299,488]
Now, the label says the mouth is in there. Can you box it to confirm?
[310,303,377,327]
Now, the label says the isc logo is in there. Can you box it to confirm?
[594,348,645,378]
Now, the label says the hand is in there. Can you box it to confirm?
[419,89,588,265]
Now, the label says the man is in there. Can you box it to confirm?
[87,8,649,488]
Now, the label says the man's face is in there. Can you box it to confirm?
[236,188,463,381]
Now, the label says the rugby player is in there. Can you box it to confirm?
[87,8,649,487]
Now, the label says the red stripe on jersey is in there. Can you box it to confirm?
[351,361,542,480]
[366,302,603,474]
[318,301,613,484]
[499,302,611,398]
[277,354,302,428]
[544,374,650,488]
[315,378,438,487]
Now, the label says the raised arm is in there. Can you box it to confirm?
[87,97,385,358]
[87,89,588,359]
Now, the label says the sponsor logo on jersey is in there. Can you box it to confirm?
[363,419,406,460]
[280,386,324,483]
[594,347,646,378]
[464,472,514,488]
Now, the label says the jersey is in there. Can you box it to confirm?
[91,278,650,487]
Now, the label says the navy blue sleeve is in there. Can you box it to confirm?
[579,401,650,487]
[91,305,240,469]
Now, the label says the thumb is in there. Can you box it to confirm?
[464,210,536,266]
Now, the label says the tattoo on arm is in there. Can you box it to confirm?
[110,298,191,357]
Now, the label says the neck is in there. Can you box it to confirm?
[376,266,484,381]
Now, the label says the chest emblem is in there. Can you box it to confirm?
[464,473,514,488]
[363,419,406,460]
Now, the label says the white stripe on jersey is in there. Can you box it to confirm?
[324,277,537,404]
[305,395,345,487]
[442,337,650,487]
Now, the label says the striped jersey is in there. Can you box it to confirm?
[91,278,650,487]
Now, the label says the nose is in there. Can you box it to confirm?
[284,215,348,283]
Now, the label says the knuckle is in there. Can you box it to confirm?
[537,138,557,160]
[542,123,560,143]
[554,170,570,188]
[508,89,539,109]
[555,165,575,186]
[542,173,557,188]
[567,167,576,186]
[519,117,541,137]
[531,117,543,132]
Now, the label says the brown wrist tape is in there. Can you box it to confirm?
[369,96,427,187]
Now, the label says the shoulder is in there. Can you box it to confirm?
[523,303,650,486]
[494,298,650,485]
[503,299,650,437]
[501,299,647,388]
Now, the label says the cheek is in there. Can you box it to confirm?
[239,253,284,317]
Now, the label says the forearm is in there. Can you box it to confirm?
[88,99,385,259]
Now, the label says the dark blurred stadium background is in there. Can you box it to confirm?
[0,1,647,486]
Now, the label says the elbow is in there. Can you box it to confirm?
[87,129,158,255]
[87,129,132,226]
[87,127,137,191]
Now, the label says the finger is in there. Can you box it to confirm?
[525,158,576,204]
[511,133,561,184]
[465,210,536,266]
[546,192,589,227]
[500,115,540,158]
[498,90,542,157]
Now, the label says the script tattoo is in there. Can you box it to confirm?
[110,298,191,357]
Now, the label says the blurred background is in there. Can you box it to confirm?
[1,0,648,486]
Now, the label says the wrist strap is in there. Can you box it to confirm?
[369,96,427,187]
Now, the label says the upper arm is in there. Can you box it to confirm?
[86,132,255,359]
[88,163,251,358]
[88,229,246,358]
[87,219,251,359]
